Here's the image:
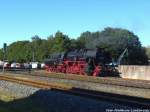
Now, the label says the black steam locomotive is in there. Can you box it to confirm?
[45,47,118,77]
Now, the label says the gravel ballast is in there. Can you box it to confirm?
[0,80,140,112]
[0,80,40,99]
[4,72,150,99]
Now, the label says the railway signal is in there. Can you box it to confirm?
[3,43,7,53]
[2,43,7,73]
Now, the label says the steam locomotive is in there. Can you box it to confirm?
[45,47,118,77]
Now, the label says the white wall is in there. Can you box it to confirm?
[118,65,150,80]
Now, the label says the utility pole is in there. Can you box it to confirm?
[32,49,35,62]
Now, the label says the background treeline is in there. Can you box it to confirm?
[0,27,149,65]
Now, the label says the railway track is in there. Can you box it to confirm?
[0,75,72,90]
[0,73,150,109]
[4,69,150,89]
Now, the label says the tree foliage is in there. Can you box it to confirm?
[0,49,3,60]
[0,28,148,65]
[51,31,71,52]
[77,27,148,65]
[7,41,32,62]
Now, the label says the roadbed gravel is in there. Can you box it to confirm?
[0,80,139,112]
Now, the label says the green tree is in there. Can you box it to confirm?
[31,35,51,61]
[0,28,148,65]
[77,27,148,65]
[77,31,93,48]
[0,49,3,60]
[7,41,32,62]
[51,31,71,52]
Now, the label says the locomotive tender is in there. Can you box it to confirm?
[45,47,118,77]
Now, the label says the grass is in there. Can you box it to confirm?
[0,91,15,102]
[0,90,49,112]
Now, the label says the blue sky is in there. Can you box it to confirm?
[0,0,150,48]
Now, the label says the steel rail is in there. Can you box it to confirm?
[0,74,149,109]
[4,69,150,89]
[0,75,72,90]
